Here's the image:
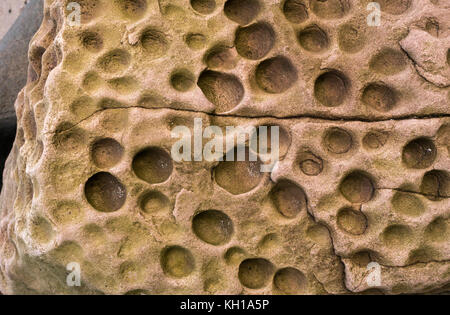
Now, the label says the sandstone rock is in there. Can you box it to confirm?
[0,0,449,295]
[400,28,450,88]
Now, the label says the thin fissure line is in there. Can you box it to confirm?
[50,105,450,135]
[377,187,450,199]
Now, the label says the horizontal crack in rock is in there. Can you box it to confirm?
[48,105,450,135]
[377,187,450,199]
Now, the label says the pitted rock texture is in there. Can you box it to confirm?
[0,0,449,295]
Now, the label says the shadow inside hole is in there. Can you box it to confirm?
[0,118,17,190]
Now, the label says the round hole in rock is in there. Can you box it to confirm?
[391,191,425,217]
[339,171,374,204]
[310,0,350,19]
[170,70,196,92]
[140,191,170,214]
[84,172,126,212]
[198,70,245,113]
[97,49,131,73]
[298,151,323,176]
[402,137,437,169]
[80,31,103,52]
[323,127,353,154]
[338,23,365,53]
[214,147,263,195]
[192,210,234,245]
[273,267,307,294]
[224,0,260,25]
[369,49,407,75]
[160,246,195,278]
[382,224,413,247]
[314,71,349,107]
[91,138,124,168]
[270,179,307,218]
[255,56,298,94]
[235,22,275,60]
[297,25,329,53]
[377,0,411,15]
[190,0,216,14]
[238,258,274,289]
[420,170,450,201]
[283,0,308,24]
[336,207,368,235]
[132,147,173,184]
[361,83,397,112]
[362,131,389,150]
[250,125,291,159]
[140,29,169,58]
[115,0,148,19]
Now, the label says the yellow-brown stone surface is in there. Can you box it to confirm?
[0,0,449,294]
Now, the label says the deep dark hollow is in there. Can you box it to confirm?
[84,172,127,212]
[0,119,16,190]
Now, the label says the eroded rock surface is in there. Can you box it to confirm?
[400,28,450,87]
[0,0,449,295]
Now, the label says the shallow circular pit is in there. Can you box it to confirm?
[238,258,274,289]
[402,138,437,169]
[314,71,349,107]
[255,56,298,94]
[339,172,374,204]
[270,180,307,218]
[132,147,173,184]
[192,210,234,245]
[224,0,260,25]
[91,138,124,168]
[160,246,195,278]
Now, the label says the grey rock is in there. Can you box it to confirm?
[0,0,43,121]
